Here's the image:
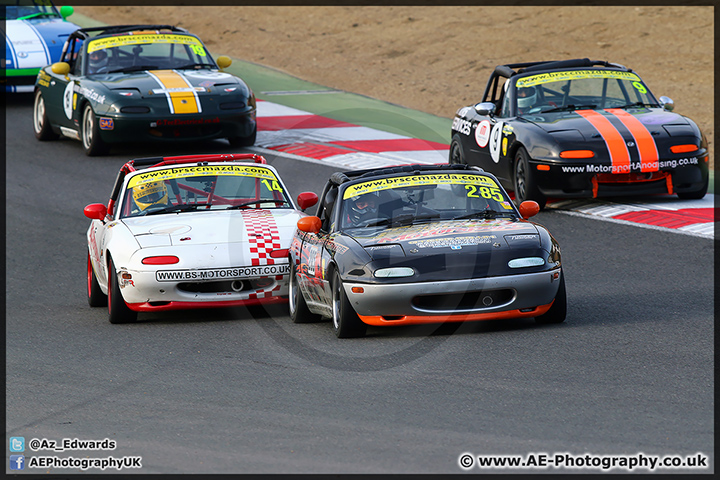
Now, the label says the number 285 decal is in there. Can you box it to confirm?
[465,185,503,201]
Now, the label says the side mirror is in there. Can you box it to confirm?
[658,96,674,112]
[216,56,232,70]
[59,5,74,19]
[296,192,318,211]
[518,200,540,219]
[51,62,70,77]
[474,101,496,116]
[297,216,321,234]
[84,203,107,221]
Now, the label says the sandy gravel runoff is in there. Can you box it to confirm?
[75,6,714,167]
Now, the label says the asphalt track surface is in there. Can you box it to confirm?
[5,93,714,475]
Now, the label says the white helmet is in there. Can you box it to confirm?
[517,86,537,109]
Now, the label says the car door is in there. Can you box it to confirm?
[297,184,337,313]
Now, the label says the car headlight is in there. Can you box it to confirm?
[373,267,414,278]
[508,257,545,268]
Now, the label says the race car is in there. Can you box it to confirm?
[84,153,318,324]
[288,163,566,338]
[33,24,257,155]
[3,0,79,93]
[449,58,710,209]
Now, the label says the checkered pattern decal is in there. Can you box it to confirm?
[241,209,285,299]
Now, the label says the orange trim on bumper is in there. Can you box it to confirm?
[357,301,554,326]
[127,295,288,312]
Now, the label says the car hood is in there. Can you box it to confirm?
[351,218,540,250]
[524,107,694,140]
[121,209,301,248]
[89,69,248,97]
[342,219,551,281]
[5,18,78,69]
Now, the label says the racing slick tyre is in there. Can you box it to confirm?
[676,176,708,200]
[331,270,367,338]
[87,249,107,308]
[535,271,566,325]
[228,125,257,148]
[449,134,467,165]
[514,147,547,210]
[107,256,137,324]
[82,104,109,156]
[33,90,58,141]
[289,261,321,323]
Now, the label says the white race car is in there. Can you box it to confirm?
[84,153,318,323]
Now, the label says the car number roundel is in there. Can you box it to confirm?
[475,120,491,147]
[489,121,504,163]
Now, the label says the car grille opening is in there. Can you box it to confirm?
[412,289,514,311]
[177,278,276,294]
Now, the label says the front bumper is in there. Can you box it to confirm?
[117,268,289,311]
[95,109,256,144]
[344,268,561,325]
[531,159,709,198]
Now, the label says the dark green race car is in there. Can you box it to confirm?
[32,24,257,156]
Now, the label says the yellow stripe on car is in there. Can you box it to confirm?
[148,70,201,114]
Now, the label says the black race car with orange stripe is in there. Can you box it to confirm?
[449,59,710,209]
[33,25,257,156]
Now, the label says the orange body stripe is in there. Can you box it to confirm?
[576,109,630,174]
[357,302,554,326]
[149,70,200,114]
[605,109,659,172]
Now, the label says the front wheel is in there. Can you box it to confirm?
[107,256,137,324]
[82,104,109,156]
[228,124,257,148]
[289,261,321,323]
[331,270,366,338]
[535,272,566,324]
[87,249,107,307]
[676,176,708,200]
[449,134,467,165]
[514,147,546,209]
[33,90,58,140]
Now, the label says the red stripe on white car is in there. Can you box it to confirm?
[241,209,283,266]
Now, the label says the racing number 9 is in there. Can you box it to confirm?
[632,81,647,94]
[465,185,503,201]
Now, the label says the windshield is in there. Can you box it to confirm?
[3,1,59,20]
[339,172,517,230]
[120,164,292,218]
[514,69,658,115]
[85,33,214,75]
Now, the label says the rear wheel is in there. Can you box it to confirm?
[514,147,546,209]
[331,270,367,338]
[87,250,107,307]
[82,104,109,156]
[33,90,58,140]
[289,261,321,323]
[449,134,467,165]
[107,256,137,324]
[535,271,566,324]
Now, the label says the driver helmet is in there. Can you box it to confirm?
[88,48,108,73]
[133,181,168,211]
[348,191,378,224]
[517,85,538,110]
